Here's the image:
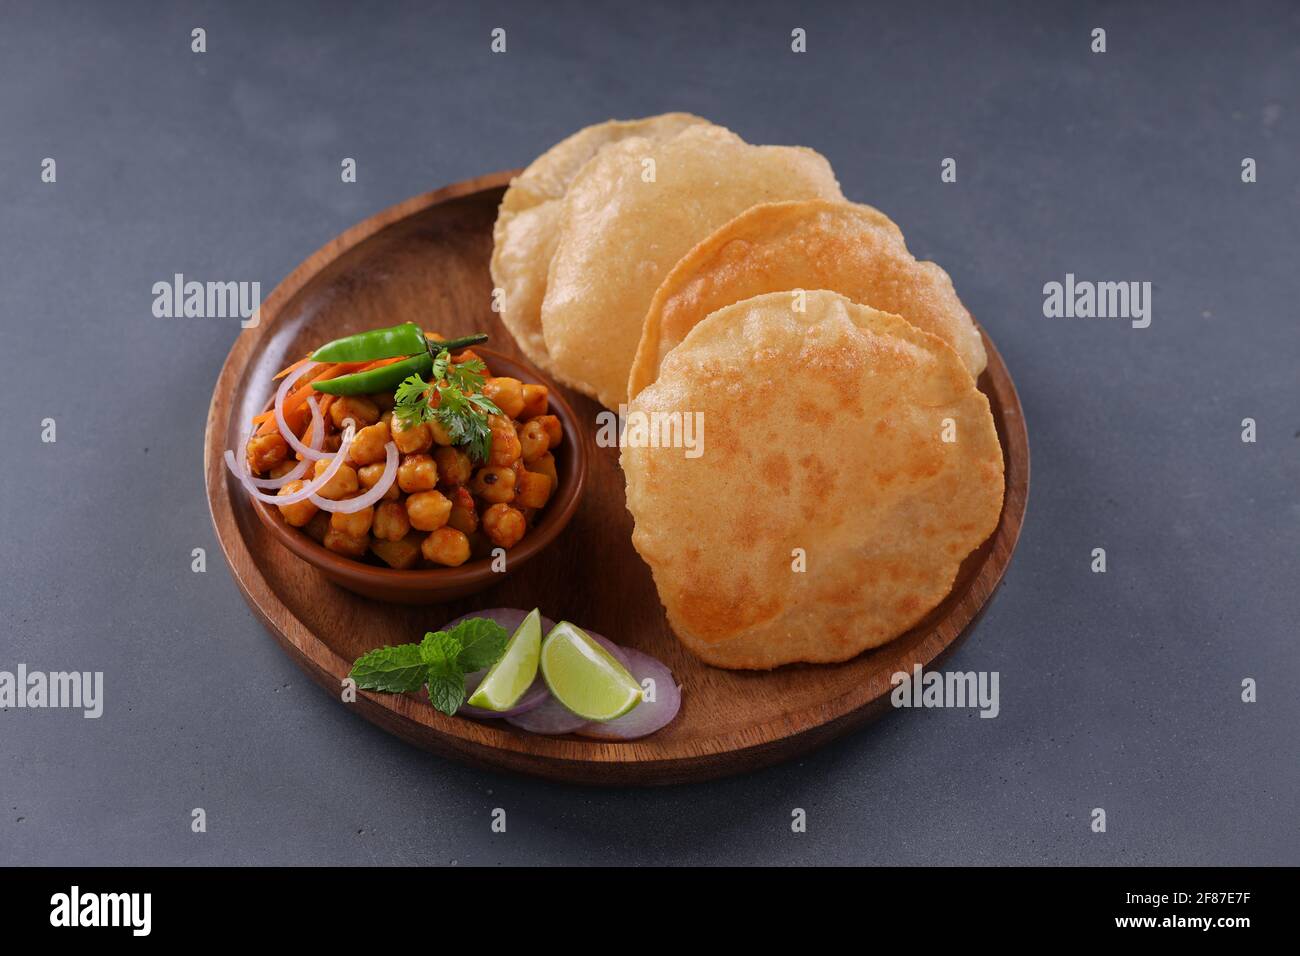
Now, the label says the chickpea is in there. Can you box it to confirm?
[247,432,289,473]
[329,504,374,538]
[421,527,471,567]
[515,470,553,509]
[531,451,558,488]
[391,416,433,454]
[406,490,452,531]
[488,415,521,466]
[312,458,359,500]
[268,459,300,479]
[428,417,455,446]
[368,391,395,413]
[303,509,331,544]
[372,500,410,541]
[447,486,478,535]
[518,419,549,463]
[434,446,473,486]
[348,420,391,467]
[483,377,525,418]
[448,503,478,536]
[329,395,380,429]
[276,479,319,527]
[520,383,548,419]
[531,414,563,448]
[357,462,400,500]
[323,528,369,558]
[470,465,516,504]
[397,453,439,494]
[482,503,527,549]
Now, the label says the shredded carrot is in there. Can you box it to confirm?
[253,355,412,440]
[272,354,312,381]
[254,361,368,436]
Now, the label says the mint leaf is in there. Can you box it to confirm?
[420,630,462,674]
[349,644,428,693]
[450,618,509,671]
[426,673,465,716]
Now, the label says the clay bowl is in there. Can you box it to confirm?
[249,347,588,604]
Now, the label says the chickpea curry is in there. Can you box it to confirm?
[231,326,563,570]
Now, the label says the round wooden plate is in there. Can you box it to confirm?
[204,170,1029,786]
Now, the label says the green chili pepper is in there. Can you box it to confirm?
[310,332,490,396]
[310,322,428,363]
[312,352,433,396]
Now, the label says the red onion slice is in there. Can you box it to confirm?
[275,363,330,461]
[503,627,636,735]
[505,695,590,735]
[583,629,630,669]
[575,646,681,740]
[240,396,323,489]
[224,424,355,506]
[310,441,398,513]
[442,609,557,719]
[443,608,556,635]
[459,670,550,719]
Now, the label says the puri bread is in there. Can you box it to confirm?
[540,124,844,408]
[628,200,986,399]
[622,290,1004,669]
[490,113,711,371]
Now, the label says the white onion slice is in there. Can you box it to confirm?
[310,441,398,513]
[275,362,331,461]
[224,424,355,506]
[240,396,323,489]
[575,646,681,740]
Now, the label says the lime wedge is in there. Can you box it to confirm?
[467,608,542,711]
[540,622,642,722]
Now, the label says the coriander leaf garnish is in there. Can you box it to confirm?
[393,348,501,463]
[349,644,429,693]
[351,618,511,716]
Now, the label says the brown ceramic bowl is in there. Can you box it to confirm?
[250,348,588,604]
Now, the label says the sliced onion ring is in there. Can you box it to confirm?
[225,423,355,506]
[575,646,681,740]
[310,441,398,513]
[444,608,557,636]
[460,670,550,719]
[240,396,323,489]
[444,609,558,719]
[505,695,590,735]
[275,362,331,461]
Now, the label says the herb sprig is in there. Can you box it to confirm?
[393,348,501,463]
[349,618,510,716]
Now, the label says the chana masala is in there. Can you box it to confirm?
[226,329,564,569]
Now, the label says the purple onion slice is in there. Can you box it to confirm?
[505,694,590,735]
[575,647,681,740]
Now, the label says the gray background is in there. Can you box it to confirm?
[1,0,1296,866]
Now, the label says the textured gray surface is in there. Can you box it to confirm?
[1,0,1297,866]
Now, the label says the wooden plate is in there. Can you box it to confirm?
[204,170,1029,786]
